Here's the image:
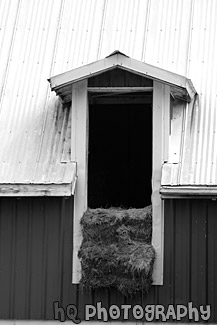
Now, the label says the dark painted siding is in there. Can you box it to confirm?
[0,197,75,319]
[0,197,216,321]
[88,68,153,87]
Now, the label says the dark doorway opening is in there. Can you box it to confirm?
[88,98,152,208]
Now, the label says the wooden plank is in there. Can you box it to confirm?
[87,87,153,92]
[163,85,170,162]
[161,186,217,197]
[71,80,88,283]
[152,81,164,285]
[49,55,117,90]
[0,183,74,196]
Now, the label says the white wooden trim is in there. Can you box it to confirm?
[163,85,170,162]
[161,185,217,197]
[49,52,196,100]
[71,80,88,283]
[152,81,170,285]
[71,79,168,286]
[50,55,116,89]
[117,54,188,90]
[0,182,76,196]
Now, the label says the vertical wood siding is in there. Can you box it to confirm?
[0,197,75,319]
[0,197,216,321]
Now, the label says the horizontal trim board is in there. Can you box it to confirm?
[49,53,196,100]
[0,183,74,196]
[161,186,217,198]
[49,57,117,90]
[118,57,192,93]
[87,87,153,92]
[162,195,217,199]
[59,87,153,103]
[89,97,152,105]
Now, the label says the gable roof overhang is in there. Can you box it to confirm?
[48,51,196,102]
[48,51,199,198]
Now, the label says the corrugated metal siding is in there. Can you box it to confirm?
[180,0,217,185]
[0,197,216,321]
[1,1,217,322]
[0,0,75,184]
[0,96,75,184]
[1,0,217,186]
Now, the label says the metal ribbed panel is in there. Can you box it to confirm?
[1,0,217,186]
[99,0,150,60]
[144,0,193,75]
[180,0,217,185]
[0,0,76,185]
[52,0,105,75]
[0,197,216,321]
[0,196,74,318]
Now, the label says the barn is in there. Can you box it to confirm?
[0,0,217,323]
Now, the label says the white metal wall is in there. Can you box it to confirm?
[0,0,217,185]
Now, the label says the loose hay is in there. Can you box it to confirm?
[78,205,155,296]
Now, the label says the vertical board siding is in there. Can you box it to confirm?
[0,197,75,319]
[0,197,217,321]
[162,199,215,322]
[207,202,217,316]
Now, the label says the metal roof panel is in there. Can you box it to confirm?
[0,0,217,192]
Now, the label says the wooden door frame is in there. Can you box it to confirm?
[71,79,170,285]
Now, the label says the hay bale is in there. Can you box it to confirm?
[78,206,155,296]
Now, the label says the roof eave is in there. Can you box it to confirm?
[48,55,117,91]
[0,179,77,197]
[161,186,217,199]
[48,53,196,99]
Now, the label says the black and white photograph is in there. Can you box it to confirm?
[0,0,215,323]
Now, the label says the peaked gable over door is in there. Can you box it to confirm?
[49,51,197,285]
[49,50,196,103]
